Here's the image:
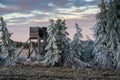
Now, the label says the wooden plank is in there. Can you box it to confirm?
[30,27,39,39]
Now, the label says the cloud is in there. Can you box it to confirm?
[3,12,34,20]
[0,0,99,15]
[0,0,100,41]
[0,3,8,8]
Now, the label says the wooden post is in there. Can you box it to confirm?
[38,35,41,55]
[17,39,29,57]
[27,39,31,58]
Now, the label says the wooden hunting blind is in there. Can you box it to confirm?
[17,27,47,59]
[30,27,47,39]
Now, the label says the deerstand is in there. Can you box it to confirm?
[17,27,47,59]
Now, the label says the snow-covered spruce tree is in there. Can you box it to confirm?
[42,19,61,66]
[65,23,90,69]
[93,0,115,69]
[54,19,70,66]
[105,0,120,68]
[0,17,16,65]
[116,44,120,69]
[81,35,95,62]
[71,23,83,59]
[43,19,70,66]
[94,0,108,48]
[105,0,120,69]
[106,0,120,50]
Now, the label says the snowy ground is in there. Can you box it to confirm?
[0,66,120,80]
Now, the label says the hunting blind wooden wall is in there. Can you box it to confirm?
[18,27,47,59]
[30,27,47,40]
[30,27,39,39]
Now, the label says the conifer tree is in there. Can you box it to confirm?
[43,19,70,66]
[55,19,70,65]
[43,19,61,66]
[0,17,16,65]
[94,0,107,47]
[65,23,90,69]
[93,0,115,69]
[106,0,120,52]
[71,23,83,59]
[116,44,120,69]
[81,35,95,62]
[105,0,120,68]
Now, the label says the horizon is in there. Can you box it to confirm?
[0,0,101,42]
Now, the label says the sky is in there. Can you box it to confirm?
[0,0,101,42]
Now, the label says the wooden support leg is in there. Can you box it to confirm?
[17,39,29,57]
[37,36,42,60]
[27,39,32,58]
[27,42,35,58]
[27,48,34,58]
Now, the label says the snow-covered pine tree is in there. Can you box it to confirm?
[71,23,83,59]
[106,0,120,52]
[43,19,70,66]
[0,17,16,65]
[42,19,61,66]
[81,35,95,62]
[54,19,70,65]
[116,44,120,69]
[93,0,115,69]
[105,0,120,68]
[65,23,90,69]
[107,0,120,68]
[94,0,107,48]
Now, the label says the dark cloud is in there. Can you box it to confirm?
[12,0,56,12]
[0,8,12,15]
[0,7,23,15]
[0,0,100,15]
